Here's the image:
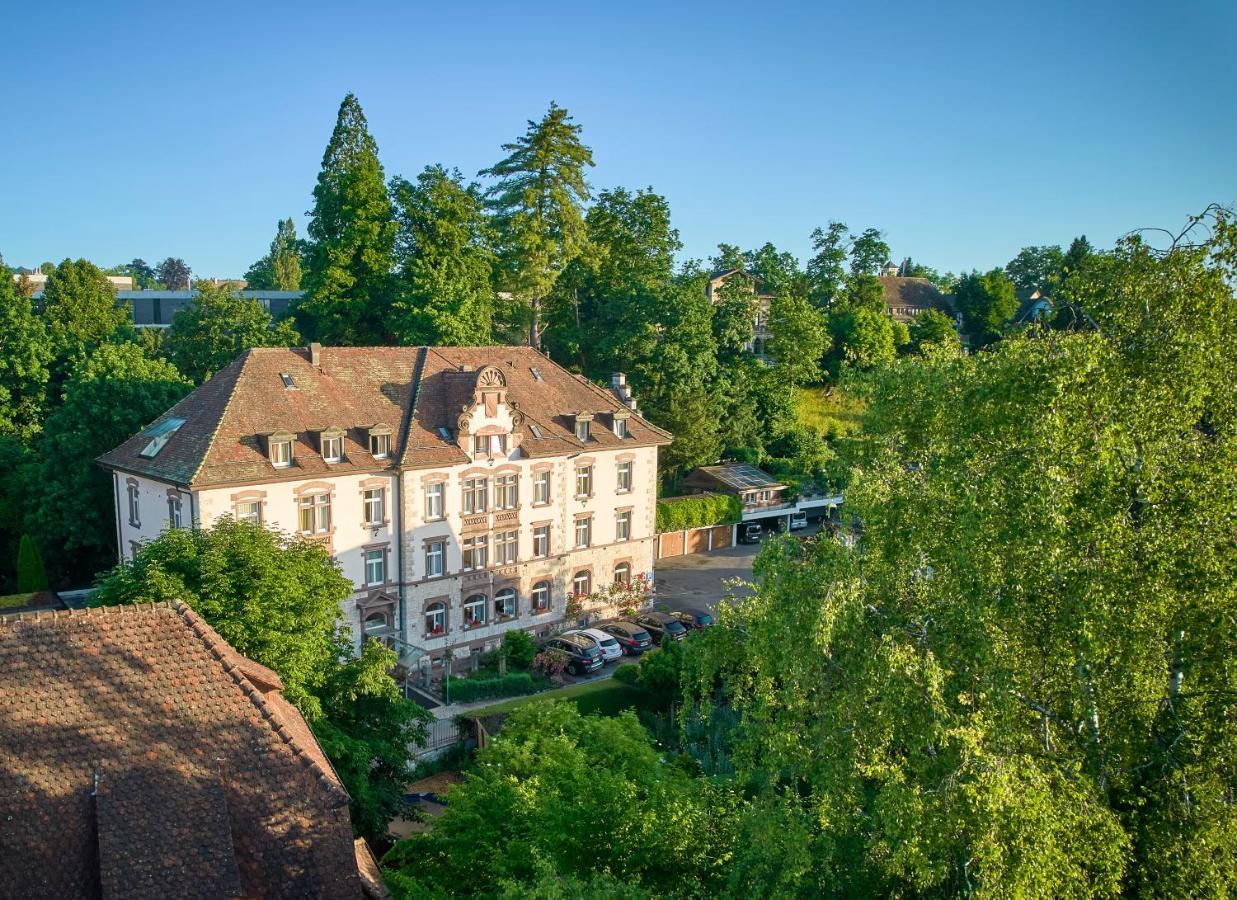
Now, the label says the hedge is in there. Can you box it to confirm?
[655,493,742,532]
[446,672,540,704]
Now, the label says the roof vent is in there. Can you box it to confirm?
[528,423,543,439]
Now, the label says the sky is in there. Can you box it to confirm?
[2,0,1234,279]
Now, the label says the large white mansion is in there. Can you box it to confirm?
[98,344,669,673]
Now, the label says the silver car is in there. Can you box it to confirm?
[565,628,624,663]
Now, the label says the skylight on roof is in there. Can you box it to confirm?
[138,417,186,458]
[437,426,452,441]
[529,423,543,438]
[280,373,295,388]
[530,367,543,381]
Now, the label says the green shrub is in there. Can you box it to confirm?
[502,629,537,670]
[655,493,742,532]
[446,672,540,704]
[16,535,48,593]
[612,663,639,685]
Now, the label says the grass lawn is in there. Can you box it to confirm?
[470,676,658,719]
[795,385,865,436]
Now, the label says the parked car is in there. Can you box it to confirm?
[600,621,655,655]
[789,510,808,530]
[543,634,604,675]
[670,608,714,630]
[738,522,762,544]
[635,612,689,642]
[566,628,624,663]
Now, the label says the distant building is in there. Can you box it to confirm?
[14,271,133,291]
[705,269,773,358]
[116,290,302,326]
[0,602,384,899]
[878,275,956,324]
[1010,288,1054,325]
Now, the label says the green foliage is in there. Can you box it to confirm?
[15,534,47,592]
[954,267,1019,344]
[299,93,398,344]
[245,218,304,290]
[27,343,191,583]
[612,663,639,685]
[765,291,829,384]
[446,672,539,704]
[38,258,132,386]
[907,308,960,354]
[122,259,156,289]
[502,628,537,670]
[165,283,300,383]
[687,211,1237,895]
[710,276,757,357]
[389,165,495,346]
[1004,244,1064,292]
[0,264,52,438]
[655,494,742,532]
[154,257,191,290]
[382,702,736,896]
[848,227,891,276]
[482,102,594,349]
[0,436,31,593]
[636,638,683,699]
[827,304,896,374]
[806,221,850,306]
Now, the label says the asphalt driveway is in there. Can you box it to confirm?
[653,541,760,612]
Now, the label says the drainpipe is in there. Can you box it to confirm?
[112,471,123,561]
[393,473,405,646]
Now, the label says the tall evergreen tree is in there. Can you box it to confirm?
[15,534,48,592]
[388,166,495,346]
[0,264,52,437]
[481,102,594,350]
[298,93,397,345]
[245,218,304,290]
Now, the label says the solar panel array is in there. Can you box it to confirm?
[712,464,778,489]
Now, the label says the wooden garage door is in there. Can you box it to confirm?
[687,527,711,554]
[711,525,732,549]
[659,531,685,559]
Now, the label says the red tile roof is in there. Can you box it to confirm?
[0,602,367,899]
[98,346,669,488]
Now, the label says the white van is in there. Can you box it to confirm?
[789,511,808,531]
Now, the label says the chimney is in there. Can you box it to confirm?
[308,343,322,366]
[610,373,637,412]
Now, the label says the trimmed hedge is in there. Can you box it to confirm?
[656,493,742,532]
[446,672,540,704]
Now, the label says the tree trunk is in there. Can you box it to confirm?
[529,296,541,350]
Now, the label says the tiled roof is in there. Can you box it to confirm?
[99,346,670,487]
[0,602,365,899]
[879,276,953,322]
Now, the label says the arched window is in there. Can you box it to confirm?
[531,581,551,612]
[572,571,591,597]
[613,562,631,587]
[425,601,446,637]
[494,588,517,620]
[463,594,487,628]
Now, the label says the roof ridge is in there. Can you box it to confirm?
[169,601,351,809]
[188,350,253,488]
[0,600,177,627]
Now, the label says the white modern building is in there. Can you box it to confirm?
[98,344,669,675]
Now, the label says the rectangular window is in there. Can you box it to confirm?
[322,435,343,463]
[616,460,632,493]
[425,540,445,578]
[616,510,631,542]
[127,484,140,527]
[532,524,550,558]
[575,516,592,549]
[495,473,518,509]
[363,488,385,525]
[369,433,390,459]
[533,470,551,505]
[425,482,444,520]
[462,535,488,570]
[235,500,261,524]
[298,493,331,534]
[473,435,487,458]
[463,477,488,514]
[614,418,628,439]
[575,420,590,441]
[491,433,507,455]
[365,548,385,586]
[167,496,182,529]
[575,465,593,498]
[271,440,292,468]
[495,530,518,564]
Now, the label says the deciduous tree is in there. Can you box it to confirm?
[154,257,191,290]
[245,218,304,290]
[766,291,829,384]
[164,283,300,383]
[954,267,1019,345]
[0,265,52,438]
[38,258,132,385]
[907,308,959,354]
[1005,244,1064,292]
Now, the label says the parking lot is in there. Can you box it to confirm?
[652,541,760,613]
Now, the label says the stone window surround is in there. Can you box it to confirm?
[615,506,633,542]
[361,540,393,588]
[462,591,489,630]
[358,478,390,527]
[573,512,593,549]
[570,565,594,597]
[125,477,141,528]
[470,424,510,461]
[420,474,449,521]
[422,536,448,580]
[531,464,554,506]
[531,519,552,558]
[615,453,636,493]
[166,488,184,528]
[612,556,634,585]
[266,430,296,468]
[529,578,554,613]
[423,595,450,638]
[230,488,267,522]
[574,458,596,498]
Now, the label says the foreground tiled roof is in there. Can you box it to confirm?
[0,602,366,899]
[98,346,670,488]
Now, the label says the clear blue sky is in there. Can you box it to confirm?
[3,0,1234,278]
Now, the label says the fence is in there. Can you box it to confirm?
[414,717,462,759]
[656,524,735,560]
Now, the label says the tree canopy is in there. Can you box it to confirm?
[245,218,304,290]
[164,282,300,383]
[154,257,191,290]
[953,267,1018,345]
[0,264,52,438]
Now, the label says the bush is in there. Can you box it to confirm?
[503,629,537,670]
[446,672,539,704]
[613,663,639,685]
[656,493,742,532]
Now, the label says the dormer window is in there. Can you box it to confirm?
[612,412,630,439]
[320,429,345,463]
[574,413,593,442]
[368,425,392,460]
[268,431,295,469]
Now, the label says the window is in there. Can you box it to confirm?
[575,465,593,498]
[462,535,488,570]
[495,530,518,564]
[495,473,518,509]
[531,581,551,612]
[298,493,331,534]
[364,611,390,642]
[533,470,551,505]
[529,423,544,438]
[365,548,386,586]
[363,488,385,525]
[575,516,592,549]
[139,417,186,458]
[472,435,487,458]
[126,483,140,527]
[463,594,487,628]
[616,460,632,493]
[322,435,343,463]
[425,482,444,520]
[369,432,390,459]
[494,588,517,620]
[425,540,445,578]
[271,439,292,468]
[235,500,261,524]
[425,601,446,636]
[614,562,631,586]
[572,571,591,597]
[491,433,507,455]
[616,510,631,542]
[575,419,590,441]
[614,417,628,439]
[532,524,550,558]
[280,372,295,388]
[463,477,488,514]
[167,496,182,529]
